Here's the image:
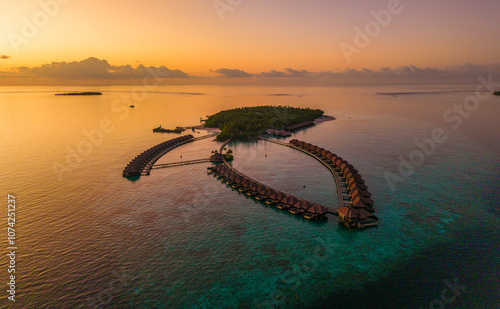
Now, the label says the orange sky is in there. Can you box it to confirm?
[1,0,499,84]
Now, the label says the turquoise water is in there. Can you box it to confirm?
[0,85,498,308]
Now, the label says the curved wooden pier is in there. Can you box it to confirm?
[259,137,346,212]
[122,135,194,177]
[212,138,378,228]
[284,139,378,228]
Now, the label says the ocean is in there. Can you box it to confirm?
[0,84,499,308]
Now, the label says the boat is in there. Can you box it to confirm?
[130,105,135,108]
[153,125,185,134]
[494,91,500,96]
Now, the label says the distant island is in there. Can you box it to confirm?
[494,91,500,96]
[55,92,103,96]
[204,106,324,141]
[153,125,185,134]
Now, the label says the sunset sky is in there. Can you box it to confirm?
[1,0,499,84]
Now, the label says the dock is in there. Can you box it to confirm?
[122,135,194,177]
[122,133,218,178]
[210,160,330,221]
[151,158,214,169]
[285,139,378,229]
[259,137,344,214]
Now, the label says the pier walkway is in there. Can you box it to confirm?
[257,138,378,228]
[123,133,219,177]
[259,137,345,212]
[151,158,213,169]
[211,139,332,220]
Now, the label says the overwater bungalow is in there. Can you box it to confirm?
[291,200,314,215]
[337,205,378,229]
[267,191,288,206]
[342,166,362,179]
[350,197,368,209]
[352,195,374,208]
[334,158,344,166]
[278,195,300,210]
[263,187,278,199]
[285,121,315,132]
[345,171,364,183]
[122,134,194,177]
[351,187,371,198]
[304,204,329,220]
[346,177,368,191]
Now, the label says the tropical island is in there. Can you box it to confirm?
[153,125,185,134]
[55,92,103,96]
[204,105,324,141]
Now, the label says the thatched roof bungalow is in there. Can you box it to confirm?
[293,200,315,210]
[337,206,376,228]
[345,171,364,183]
[351,187,371,198]
[282,195,301,206]
[269,191,288,201]
[352,195,374,207]
[347,177,368,190]
[307,204,328,215]
[263,187,278,197]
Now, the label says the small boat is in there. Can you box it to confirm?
[130,105,135,108]
[494,91,500,96]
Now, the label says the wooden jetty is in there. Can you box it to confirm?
[122,135,194,177]
[122,133,218,178]
[259,137,344,215]
[210,163,330,221]
[151,158,214,169]
[286,139,378,229]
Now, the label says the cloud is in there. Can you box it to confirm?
[1,55,11,60]
[258,68,311,78]
[260,70,287,77]
[211,68,253,78]
[11,57,189,79]
[259,63,500,80]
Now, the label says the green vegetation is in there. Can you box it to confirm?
[210,149,233,161]
[204,106,324,141]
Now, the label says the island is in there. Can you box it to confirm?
[153,125,185,134]
[204,105,325,141]
[55,92,103,96]
[494,91,500,96]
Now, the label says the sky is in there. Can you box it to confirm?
[1,0,499,85]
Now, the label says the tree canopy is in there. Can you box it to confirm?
[204,105,324,141]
